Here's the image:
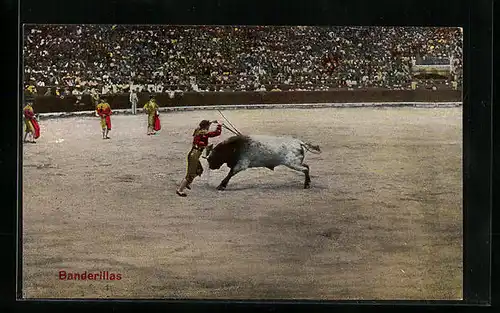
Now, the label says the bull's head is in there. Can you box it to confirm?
[205,135,246,170]
[206,143,227,170]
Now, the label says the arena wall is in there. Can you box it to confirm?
[31,89,462,114]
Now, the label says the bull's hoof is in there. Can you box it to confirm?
[216,185,226,191]
[304,184,311,189]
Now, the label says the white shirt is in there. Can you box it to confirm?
[129,92,138,103]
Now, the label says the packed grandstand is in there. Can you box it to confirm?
[23,25,463,96]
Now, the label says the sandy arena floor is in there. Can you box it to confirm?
[21,107,463,300]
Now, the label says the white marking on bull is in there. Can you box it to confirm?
[206,135,321,190]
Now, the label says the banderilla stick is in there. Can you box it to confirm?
[217,110,242,135]
[222,123,239,135]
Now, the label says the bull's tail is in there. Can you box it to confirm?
[301,141,321,154]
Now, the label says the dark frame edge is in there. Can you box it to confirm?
[462,0,493,305]
[10,0,495,310]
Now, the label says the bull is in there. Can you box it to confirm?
[204,135,321,190]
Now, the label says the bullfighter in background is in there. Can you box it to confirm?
[23,100,40,143]
[96,96,112,139]
[143,94,161,135]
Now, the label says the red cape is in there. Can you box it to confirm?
[98,106,112,130]
[153,113,161,131]
[105,115,111,130]
[32,119,40,139]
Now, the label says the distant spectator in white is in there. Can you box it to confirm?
[129,88,139,115]
[102,85,110,95]
[72,86,83,104]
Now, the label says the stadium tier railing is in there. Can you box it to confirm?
[28,89,462,114]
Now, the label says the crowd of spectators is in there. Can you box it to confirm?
[23,25,463,95]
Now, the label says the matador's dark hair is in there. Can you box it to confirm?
[199,120,210,128]
[193,120,211,136]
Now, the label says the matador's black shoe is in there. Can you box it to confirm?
[176,190,187,197]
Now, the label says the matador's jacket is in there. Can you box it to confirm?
[96,102,112,130]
